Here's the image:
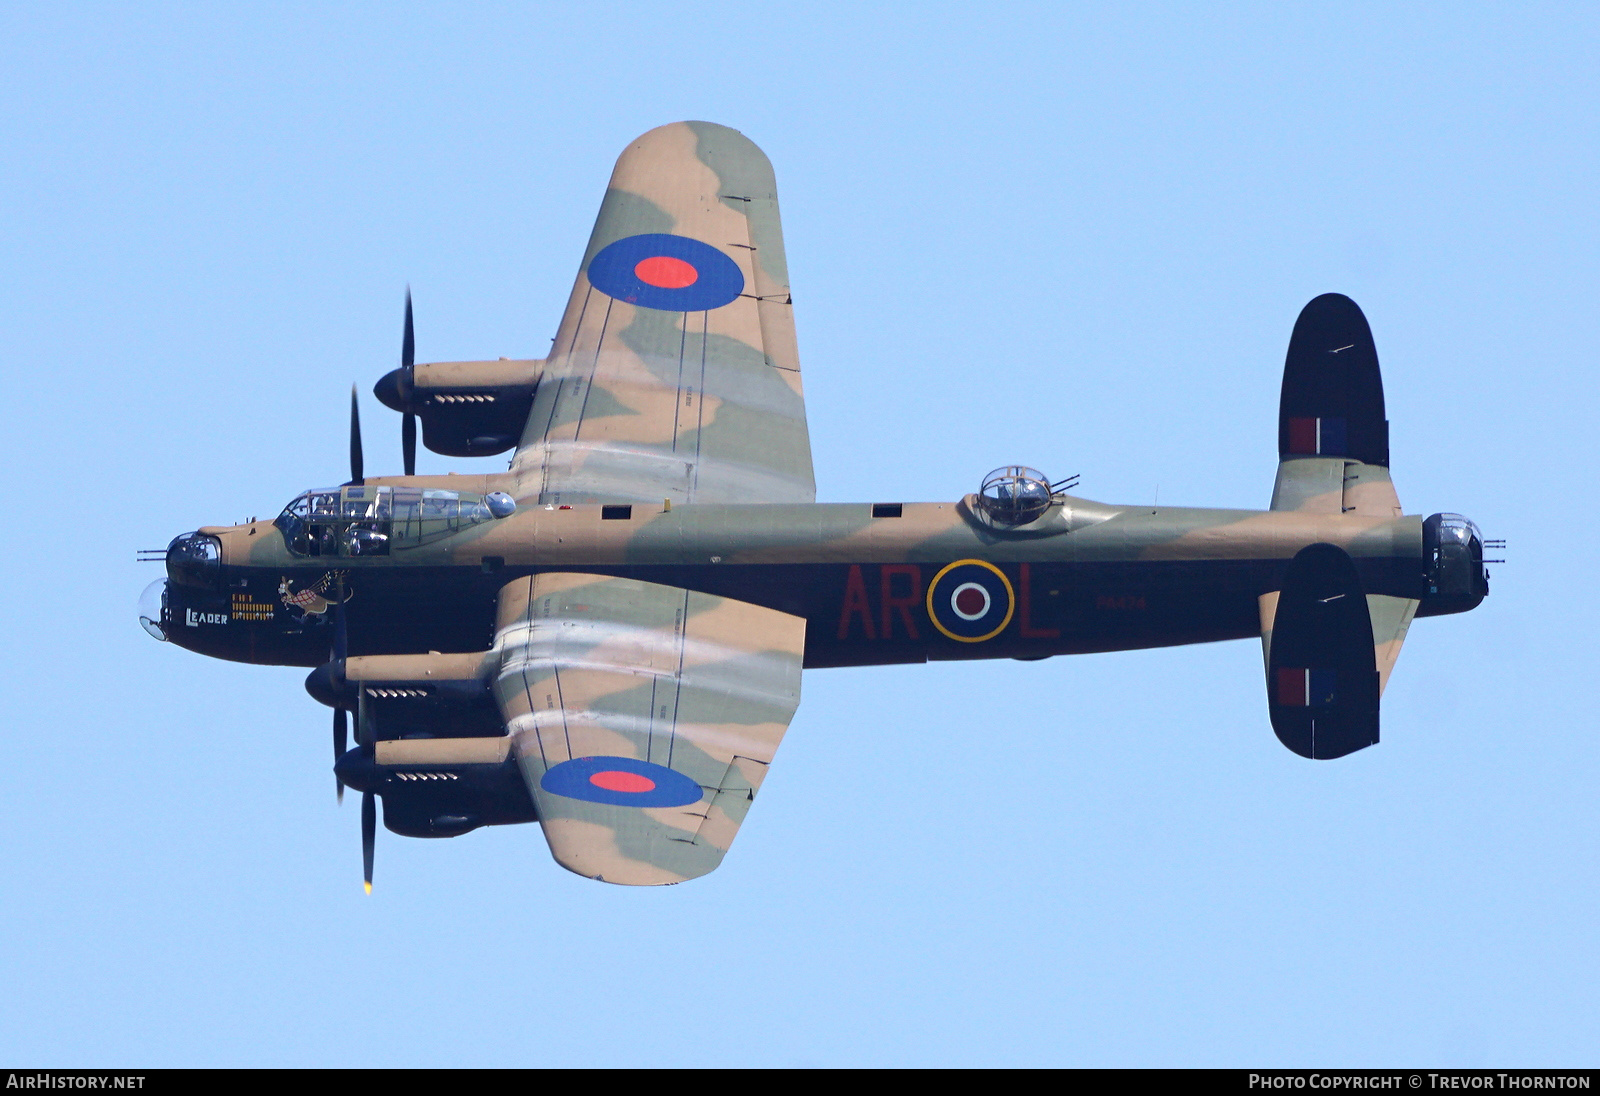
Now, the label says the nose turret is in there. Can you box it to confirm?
[144,531,226,651]
[165,531,222,590]
[141,530,220,641]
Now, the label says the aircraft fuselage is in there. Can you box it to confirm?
[151,494,1456,671]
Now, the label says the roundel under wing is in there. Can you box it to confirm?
[926,559,1016,642]
[539,755,705,808]
[586,233,745,312]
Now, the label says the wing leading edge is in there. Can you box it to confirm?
[492,572,805,885]
[511,121,814,507]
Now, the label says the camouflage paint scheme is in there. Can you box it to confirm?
[494,572,802,885]
[516,121,811,508]
[145,122,1489,886]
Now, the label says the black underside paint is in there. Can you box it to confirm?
[164,554,1427,670]
[1280,293,1390,466]
[1266,543,1382,760]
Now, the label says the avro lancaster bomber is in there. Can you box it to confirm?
[139,122,1492,888]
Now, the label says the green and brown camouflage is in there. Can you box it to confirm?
[494,572,803,885]
[514,120,811,507]
[142,123,1491,887]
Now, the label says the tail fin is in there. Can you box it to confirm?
[1279,293,1388,465]
[1259,296,1422,755]
[1261,544,1381,759]
[1270,294,1401,518]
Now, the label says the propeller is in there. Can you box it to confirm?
[343,576,375,893]
[333,708,348,804]
[348,385,364,485]
[338,374,377,886]
[355,627,376,894]
[331,575,349,804]
[401,290,416,477]
[336,303,406,885]
[362,788,376,895]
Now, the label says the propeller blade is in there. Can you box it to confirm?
[402,290,416,476]
[330,574,350,804]
[361,790,376,894]
[333,706,348,804]
[332,576,348,662]
[348,385,364,485]
[402,288,414,369]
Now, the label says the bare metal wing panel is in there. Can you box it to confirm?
[492,572,805,885]
[511,121,814,506]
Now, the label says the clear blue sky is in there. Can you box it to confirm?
[1,2,1593,1066]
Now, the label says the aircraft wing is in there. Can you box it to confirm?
[510,121,814,506]
[492,572,805,885]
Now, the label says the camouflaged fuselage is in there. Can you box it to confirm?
[160,494,1430,670]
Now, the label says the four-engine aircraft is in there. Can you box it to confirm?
[139,121,1493,888]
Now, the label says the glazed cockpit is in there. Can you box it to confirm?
[274,485,517,558]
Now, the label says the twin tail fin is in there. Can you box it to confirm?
[1261,295,1419,759]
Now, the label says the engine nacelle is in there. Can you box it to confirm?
[374,358,543,457]
[306,651,502,738]
[334,738,536,838]
[313,652,535,838]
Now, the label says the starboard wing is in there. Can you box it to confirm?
[492,572,805,885]
[510,121,814,507]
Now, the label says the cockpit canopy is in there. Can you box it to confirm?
[274,485,516,558]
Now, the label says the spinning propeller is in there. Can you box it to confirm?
[337,380,361,801]
[332,575,348,804]
[362,779,377,896]
[401,290,416,477]
[337,329,389,891]
[328,292,419,890]
[367,289,435,473]
[347,386,364,486]
[328,569,376,892]
[353,575,375,894]
[350,289,416,484]
[321,547,377,889]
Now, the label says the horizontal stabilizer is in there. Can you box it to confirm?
[1279,294,1388,467]
[1262,543,1380,760]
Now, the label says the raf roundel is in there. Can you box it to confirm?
[926,559,1015,643]
[585,233,746,313]
[539,755,705,808]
